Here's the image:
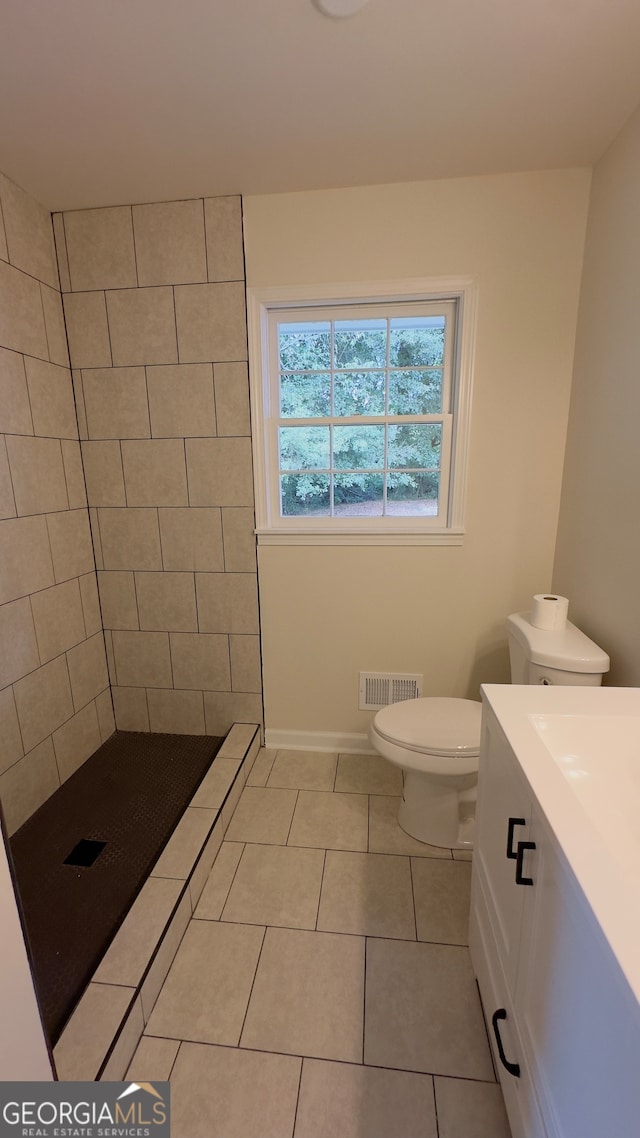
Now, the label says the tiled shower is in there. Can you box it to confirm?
[0,171,262,836]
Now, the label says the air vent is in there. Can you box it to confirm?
[359,671,423,710]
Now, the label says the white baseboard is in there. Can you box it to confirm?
[264,728,373,754]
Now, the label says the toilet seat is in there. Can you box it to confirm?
[371,697,481,776]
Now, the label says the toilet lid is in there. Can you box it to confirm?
[373,697,482,757]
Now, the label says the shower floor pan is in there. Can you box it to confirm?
[9,722,261,1079]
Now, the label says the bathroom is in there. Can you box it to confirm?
[2,2,640,1134]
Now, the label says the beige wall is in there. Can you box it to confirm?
[553,106,640,684]
[56,198,262,736]
[0,172,113,834]
[244,170,591,740]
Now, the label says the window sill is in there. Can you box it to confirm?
[255,528,465,547]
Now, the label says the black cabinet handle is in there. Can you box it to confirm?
[506,817,526,859]
[515,840,536,886]
[491,1009,521,1077]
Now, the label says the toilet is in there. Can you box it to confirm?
[369,610,610,849]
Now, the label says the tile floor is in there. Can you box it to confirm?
[126,748,512,1138]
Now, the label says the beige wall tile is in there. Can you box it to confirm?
[121,439,188,506]
[67,631,109,711]
[98,507,162,570]
[112,686,149,731]
[221,507,257,571]
[13,653,74,753]
[147,688,206,734]
[112,630,172,688]
[31,578,86,665]
[159,507,224,571]
[53,699,102,782]
[147,363,216,438]
[98,570,139,630]
[24,357,78,438]
[175,281,247,363]
[0,737,60,835]
[6,436,68,515]
[81,440,126,506]
[40,284,70,367]
[196,573,259,634]
[63,292,112,368]
[47,509,95,581]
[82,366,150,440]
[106,287,178,366]
[52,213,71,292]
[79,571,102,636]
[0,347,33,434]
[64,206,137,291]
[133,200,207,286]
[170,632,231,691]
[0,687,23,773]
[95,688,116,741]
[0,515,54,604]
[186,437,254,506]
[62,440,88,509]
[0,204,7,260]
[72,371,88,439]
[135,571,197,632]
[230,634,262,693]
[204,196,244,283]
[104,628,115,682]
[203,691,263,736]
[0,259,49,359]
[0,173,58,288]
[0,438,16,519]
[89,506,103,569]
[0,596,39,687]
[213,361,250,436]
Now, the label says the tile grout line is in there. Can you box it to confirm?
[408,855,418,941]
[314,848,327,932]
[235,923,268,1048]
[216,841,247,922]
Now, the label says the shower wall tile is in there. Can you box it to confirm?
[112,686,150,732]
[158,507,224,572]
[0,346,33,435]
[0,439,16,519]
[0,737,60,835]
[0,259,48,359]
[40,284,70,367]
[121,438,188,506]
[96,688,116,741]
[230,635,262,693]
[146,687,206,735]
[62,440,88,509]
[30,578,86,665]
[98,508,162,571]
[0,515,54,605]
[52,213,71,292]
[175,281,247,363]
[82,441,127,506]
[63,292,112,368]
[213,361,251,437]
[98,571,139,631]
[53,699,103,782]
[169,632,231,692]
[47,508,95,581]
[13,653,74,754]
[147,363,216,438]
[186,437,254,506]
[72,371,88,439]
[112,630,173,688]
[204,196,244,283]
[203,691,264,737]
[0,686,23,773]
[79,571,102,636]
[67,631,109,711]
[196,573,259,635]
[0,172,58,289]
[0,597,39,688]
[135,571,197,632]
[106,287,177,367]
[64,205,137,292]
[0,207,7,261]
[6,435,68,515]
[82,367,150,440]
[132,200,207,287]
[221,507,257,572]
[24,357,78,439]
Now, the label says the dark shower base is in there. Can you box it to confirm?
[10,729,223,1046]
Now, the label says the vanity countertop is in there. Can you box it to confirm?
[480,684,640,1004]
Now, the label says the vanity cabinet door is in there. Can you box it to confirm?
[474,714,534,990]
[516,803,640,1138]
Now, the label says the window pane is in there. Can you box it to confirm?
[334,371,385,417]
[334,473,384,517]
[279,426,330,470]
[334,320,387,368]
[388,369,443,414]
[280,373,331,417]
[281,474,330,516]
[279,323,330,370]
[389,316,445,367]
[386,472,440,516]
[388,423,441,469]
[333,425,385,469]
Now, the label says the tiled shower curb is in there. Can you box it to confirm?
[52,723,262,1081]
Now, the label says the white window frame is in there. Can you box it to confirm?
[247,277,477,546]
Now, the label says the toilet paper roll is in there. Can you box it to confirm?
[530,594,569,631]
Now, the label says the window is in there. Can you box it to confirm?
[247,279,476,545]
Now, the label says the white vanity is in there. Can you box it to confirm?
[470,685,640,1138]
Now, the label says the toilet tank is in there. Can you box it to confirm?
[506,611,610,686]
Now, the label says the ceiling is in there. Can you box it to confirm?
[1,0,640,211]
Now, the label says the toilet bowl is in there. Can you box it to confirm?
[369,609,611,850]
[370,697,481,849]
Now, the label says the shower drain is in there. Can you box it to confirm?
[63,839,107,867]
